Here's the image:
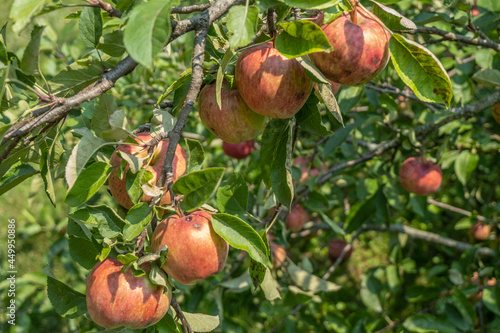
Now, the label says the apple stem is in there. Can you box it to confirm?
[350,2,358,25]
[267,7,277,40]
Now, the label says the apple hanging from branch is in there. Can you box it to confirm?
[222,140,255,159]
[399,157,442,196]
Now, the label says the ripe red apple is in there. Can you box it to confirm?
[108,133,187,209]
[328,239,353,262]
[151,211,229,285]
[235,42,313,119]
[222,140,255,159]
[286,204,310,232]
[310,7,390,85]
[469,221,491,241]
[399,157,442,196]
[86,258,171,329]
[492,103,500,124]
[198,81,265,143]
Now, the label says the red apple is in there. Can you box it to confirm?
[286,204,310,232]
[151,211,229,285]
[222,140,255,159]
[399,157,442,196]
[86,258,171,329]
[293,156,327,182]
[492,103,500,124]
[198,81,265,143]
[328,239,353,262]
[108,133,187,209]
[269,240,287,268]
[469,221,491,241]
[310,7,390,85]
[235,42,313,119]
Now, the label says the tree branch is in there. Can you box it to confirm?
[427,198,494,223]
[171,297,193,333]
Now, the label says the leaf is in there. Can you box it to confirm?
[271,120,294,209]
[49,62,103,96]
[151,108,176,135]
[317,83,343,126]
[65,162,112,207]
[296,94,333,136]
[91,94,117,137]
[126,168,153,204]
[483,286,500,316]
[296,56,329,84]
[156,313,179,333]
[65,129,108,189]
[101,109,133,140]
[212,213,269,266]
[372,1,417,31]
[46,276,87,319]
[472,68,500,86]
[79,6,102,48]
[123,203,152,241]
[97,30,125,57]
[68,235,100,269]
[0,162,38,196]
[389,33,453,107]
[261,268,281,301]
[20,25,44,75]
[283,0,342,10]
[0,24,8,65]
[216,48,235,109]
[216,172,249,216]
[183,313,220,333]
[185,138,205,172]
[226,5,260,49]
[260,119,288,188]
[9,0,49,34]
[68,205,126,238]
[123,0,173,69]
[40,148,56,206]
[275,20,332,58]
[116,151,143,174]
[172,167,225,212]
[249,258,267,289]
[343,189,379,233]
[403,314,456,333]
[454,150,478,186]
[287,260,340,292]
[219,270,252,291]
[452,289,476,327]
[323,122,358,157]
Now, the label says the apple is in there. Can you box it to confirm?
[293,156,327,182]
[469,221,491,241]
[286,204,310,232]
[222,140,255,159]
[198,81,265,143]
[492,103,500,124]
[310,7,391,85]
[269,241,287,268]
[151,211,229,285]
[328,239,353,262]
[235,42,313,119]
[108,133,187,209]
[86,258,171,329]
[399,157,442,196]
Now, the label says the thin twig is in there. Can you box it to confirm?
[172,3,211,14]
[427,198,494,223]
[171,297,193,333]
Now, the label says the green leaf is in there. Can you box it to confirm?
[296,94,333,136]
[0,24,8,65]
[323,122,358,157]
[226,5,259,49]
[9,0,49,34]
[216,172,249,216]
[79,6,102,48]
[123,203,152,241]
[49,61,103,96]
[338,85,364,113]
[97,30,125,57]
[0,162,37,196]
[372,1,417,31]
[452,289,476,328]
[156,312,179,333]
[151,108,176,136]
[454,150,478,186]
[172,167,225,212]
[185,138,205,172]
[261,268,281,301]
[344,189,379,233]
[68,235,100,269]
[216,48,235,109]
[283,0,341,10]
[101,109,133,140]
[126,168,154,205]
[20,25,44,75]
[389,33,453,107]
[472,68,500,86]
[212,213,269,266]
[318,83,343,126]
[275,20,332,59]
[296,56,330,84]
[287,260,340,292]
[260,119,288,188]
[271,120,294,209]
[183,313,220,333]
[65,162,112,207]
[68,205,126,238]
[403,314,456,333]
[123,0,173,69]
[483,286,500,316]
[46,276,87,318]
[249,258,267,289]
[40,148,56,206]
[91,94,117,137]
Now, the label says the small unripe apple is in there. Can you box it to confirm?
[310,7,390,85]
[492,103,500,124]
[286,204,310,232]
[235,42,313,119]
[108,133,187,209]
[86,258,171,329]
[152,211,229,285]
[469,221,491,241]
[198,81,265,143]
[328,239,353,262]
[399,157,442,196]
[222,140,255,159]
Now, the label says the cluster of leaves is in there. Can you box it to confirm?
[1,0,500,332]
